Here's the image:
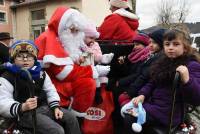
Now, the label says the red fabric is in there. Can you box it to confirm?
[34,7,96,112]
[128,47,151,63]
[46,64,96,112]
[48,7,69,36]
[132,33,150,46]
[98,14,139,42]
[35,30,69,61]
[34,7,70,62]
[118,92,131,107]
[52,77,96,112]
[82,84,114,134]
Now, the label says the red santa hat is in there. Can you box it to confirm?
[110,0,129,8]
[35,7,87,66]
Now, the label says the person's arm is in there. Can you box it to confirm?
[118,73,140,87]
[138,80,156,100]
[42,72,64,119]
[118,63,143,87]
[178,61,200,106]
[42,72,60,109]
[0,77,21,118]
[126,67,150,97]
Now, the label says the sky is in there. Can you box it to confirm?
[136,0,200,30]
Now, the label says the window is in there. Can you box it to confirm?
[32,25,45,39]
[0,0,4,5]
[0,12,6,22]
[31,9,45,20]
[31,8,46,39]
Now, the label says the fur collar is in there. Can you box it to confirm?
[113,8,139,20]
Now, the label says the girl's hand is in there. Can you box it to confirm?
[132,95,145,107]
[54,108,63,120]
[21,97,37,112]
[118,56,125,64]
[176,65,189,84]
[75,56,85,65]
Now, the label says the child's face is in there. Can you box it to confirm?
[84,36,95,46]
[149,38,161,53]
[14,52,35,69]
[133,42,145,49]
[163,37,185,58]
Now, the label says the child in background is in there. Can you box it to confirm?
[118,28,166,106]
[123,28,200,134]
[82,22,114,104]
[0,40,81,134]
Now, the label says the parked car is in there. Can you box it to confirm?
[190,33,200,52]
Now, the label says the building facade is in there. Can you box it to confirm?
[11,0,136,40]
[0,0,13,35]
[10,0,111,40]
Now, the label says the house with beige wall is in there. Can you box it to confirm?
[11,0,135,40]
[10,0,109,40]
[0,0,13,35]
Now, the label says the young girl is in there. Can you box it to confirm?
[82,22,114,104]
[123,28,200,134]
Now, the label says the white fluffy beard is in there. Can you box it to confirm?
[59,29,86,62]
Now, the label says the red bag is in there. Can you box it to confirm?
[82,84,114,134]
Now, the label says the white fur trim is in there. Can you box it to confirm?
[42,55,73,66]
[91,65,99,79]
[70,109,87,117]
[96,78,101,87]
[114,8,139,20]
[132,123,142,133]
[99,77,108,84]
[110,0,129,8]
[58,8,87,37]
[56,65,73,80]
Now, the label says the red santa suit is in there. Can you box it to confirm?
[98,8,139,42]
[35,7,97,112]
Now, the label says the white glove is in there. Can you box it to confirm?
[95,65,110,77]
[101,53,114,64]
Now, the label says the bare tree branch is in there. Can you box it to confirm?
[156,0,190,27]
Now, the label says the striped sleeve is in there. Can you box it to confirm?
[10,103,22,117]
[42,72,60,108]
[49,101,59,109]
[0,77,21,118]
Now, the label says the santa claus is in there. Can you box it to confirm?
[35,7,109,113]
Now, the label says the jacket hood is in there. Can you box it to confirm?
[114,8,139,20]
[114,8,139,31]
